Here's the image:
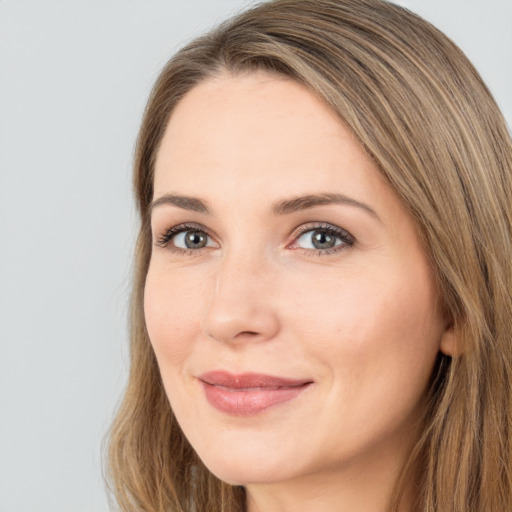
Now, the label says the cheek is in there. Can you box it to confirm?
[287,264,444,450]
[290,260,443,382]
[144,266,203,366]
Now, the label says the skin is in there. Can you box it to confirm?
[145,71,456,512]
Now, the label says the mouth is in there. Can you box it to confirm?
[198,370,314,416]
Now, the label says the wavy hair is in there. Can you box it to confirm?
[106,1,512,510]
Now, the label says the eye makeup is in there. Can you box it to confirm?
[154,220,355,258]
[288,222,355,256]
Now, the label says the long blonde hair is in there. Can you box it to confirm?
[106,1,512,510]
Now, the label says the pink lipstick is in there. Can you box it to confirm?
[198,371,312,416]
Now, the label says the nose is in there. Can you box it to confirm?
[201,252,280,346]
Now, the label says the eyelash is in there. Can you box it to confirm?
[155,222,355,256]
[291,223,355,255]
[156,223,207,254]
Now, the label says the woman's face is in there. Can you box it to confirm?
[145,72,455,487]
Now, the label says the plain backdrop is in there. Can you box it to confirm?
[0,1,510,511]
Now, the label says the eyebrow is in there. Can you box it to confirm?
[150,192,379,220]
[271,193,379,220]
[150,194,210,213]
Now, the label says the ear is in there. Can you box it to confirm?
[439,323,460,356]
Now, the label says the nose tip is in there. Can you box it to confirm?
[202,302,280,346]
[201,262,280,346]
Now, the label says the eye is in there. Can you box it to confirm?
[174,230,212,249]
[291,224,354,253]
[156,224,217,251]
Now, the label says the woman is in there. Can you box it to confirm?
[106,0,512,511]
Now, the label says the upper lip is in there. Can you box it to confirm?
[199,370,313,389]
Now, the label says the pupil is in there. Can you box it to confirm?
[185,231,206,249]
[312,231,335,249]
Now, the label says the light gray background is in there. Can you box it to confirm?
[0,1,510,511]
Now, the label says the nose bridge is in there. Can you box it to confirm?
[202,243,280,344]
[216,243,266,291]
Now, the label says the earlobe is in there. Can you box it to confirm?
[439,324,460,357]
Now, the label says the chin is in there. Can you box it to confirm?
[203,459,291,486]
[193,434,304,486]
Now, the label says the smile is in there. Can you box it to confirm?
[198,371,313,416]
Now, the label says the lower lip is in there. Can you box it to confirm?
[201,382,311,416]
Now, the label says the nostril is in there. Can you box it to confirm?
[202,299,280,344]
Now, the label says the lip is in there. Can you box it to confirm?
[198,370,313,416]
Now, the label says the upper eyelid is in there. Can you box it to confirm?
[155,221,351,237]
[155,222,215,238]
[154,222,213,247]
[290,222,354,241]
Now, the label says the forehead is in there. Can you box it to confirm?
[153,71,390,211]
